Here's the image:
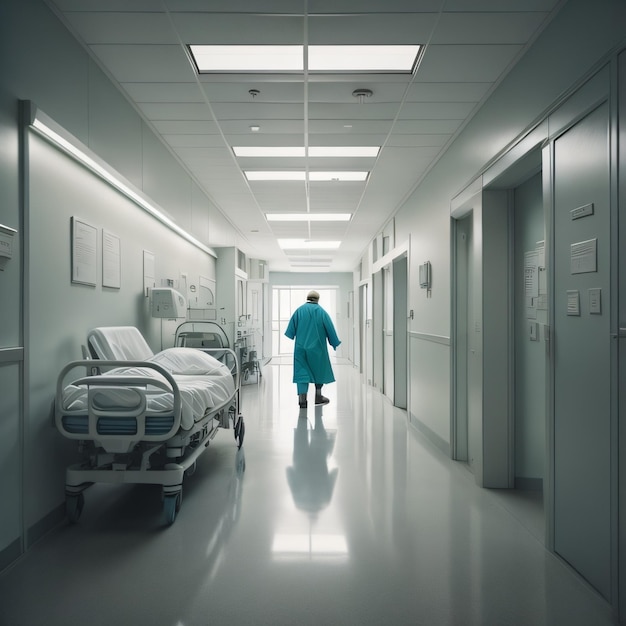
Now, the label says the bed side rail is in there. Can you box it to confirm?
[193,347,241,392]
[55,360,183,453]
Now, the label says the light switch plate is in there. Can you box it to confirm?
[589,287,602,314]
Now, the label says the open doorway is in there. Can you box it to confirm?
[452,148,546,541]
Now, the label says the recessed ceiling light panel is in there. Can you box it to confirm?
[189,45,420,73]
[245,171,367,181]
[278,239,341,249]
[309,45,420,72]
[189,45,302,72]
[309,172,368,181]
[246,171,306,181]
[234,146,379,158]
[266,213,351,222]
[234,147,305,157]
[308,146,380,157]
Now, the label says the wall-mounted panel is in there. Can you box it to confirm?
[409,333,450,451]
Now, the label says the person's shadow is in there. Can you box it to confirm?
[286,406,338,515]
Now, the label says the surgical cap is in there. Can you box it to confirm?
[307,290,320,302]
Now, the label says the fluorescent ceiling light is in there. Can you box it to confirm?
[234,146,379,158]
[245,171,368,182]
[309,171,368,181]
[308,146,380,157]
[246,171,306,181]
[234,147,305,157]
[309,45,420,72]
[189,45,302,72]
[278,239,341,250]
[189,45,419,73]
[266,213,351,222]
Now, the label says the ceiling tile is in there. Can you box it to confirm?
[137,102,213,120]
[171,13,304,45]
[431,12,550,44]
[121,82,205,103]
[406,82,492,102]
[443,0,559,10]
[398,102,476,119]
[416,44,524,82]
[88,44,194,82]
[307,14,437,45]
[64,12,177,44]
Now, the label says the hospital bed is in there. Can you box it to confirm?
[55,324,245,525]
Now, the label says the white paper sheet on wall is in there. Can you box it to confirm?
[102,230,121,289]
[71,217,97,286]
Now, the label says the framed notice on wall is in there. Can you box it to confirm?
[102,230,121,289]
[71,217,97,286]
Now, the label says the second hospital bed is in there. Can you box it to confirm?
[55,324,245,525]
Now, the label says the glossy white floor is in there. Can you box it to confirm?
[0,357,616,626]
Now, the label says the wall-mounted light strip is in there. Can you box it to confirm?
[24,101,216,257]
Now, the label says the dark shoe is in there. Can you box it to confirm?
[298,393,308,408]
[314,395,329,406]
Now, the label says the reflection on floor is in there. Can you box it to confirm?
[0,358,615,626]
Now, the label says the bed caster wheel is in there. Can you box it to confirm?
[66,493,84,524]
[163,492,182,526]
[234,415,245,448]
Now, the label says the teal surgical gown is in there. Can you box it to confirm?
[285,302,341,385]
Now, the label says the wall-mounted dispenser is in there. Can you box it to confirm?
[151,287,187,319]
[0,224,17,271]
[419,261,432,289]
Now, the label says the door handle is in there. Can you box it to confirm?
[611,328,626,339]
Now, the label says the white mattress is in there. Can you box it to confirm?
[62,348,235,431]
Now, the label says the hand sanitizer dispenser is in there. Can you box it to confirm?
[151,288,187,318]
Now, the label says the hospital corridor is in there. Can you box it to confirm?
[0,358,615,626]
[4,0,626,624]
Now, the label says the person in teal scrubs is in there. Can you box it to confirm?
[285,291,341,408]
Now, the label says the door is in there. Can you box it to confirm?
[393,255,408,409]
[372,270,384,391]
[553,103,611,599]
[513,173,547,492]
[382,265,394,401]
[360,282,373,384]
[453,213,474,464]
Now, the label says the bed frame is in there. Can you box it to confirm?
[55,326,245,525]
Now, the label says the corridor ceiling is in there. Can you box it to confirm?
[46,0,562,272]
